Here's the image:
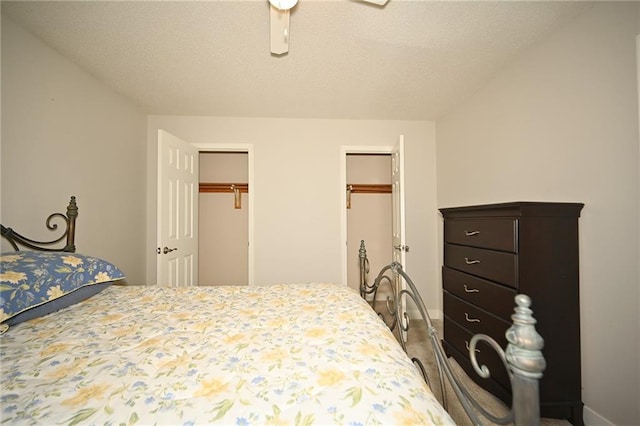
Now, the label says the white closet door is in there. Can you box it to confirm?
[157,129,199,286]
[392,135,408,340]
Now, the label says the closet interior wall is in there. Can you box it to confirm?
[199,152,249,286]
[346,154,392,291]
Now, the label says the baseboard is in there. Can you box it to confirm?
[371,300,439,320]
[584,405,615,426]
[428,308,443,320]
[406,307,442,321]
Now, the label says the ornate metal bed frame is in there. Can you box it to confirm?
[1,196,77,252]
[1,199,545,424]
[358,240,546,426]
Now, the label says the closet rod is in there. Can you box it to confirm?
[199,183,248,193]
[346,184,392,209]
[347,184,392,194]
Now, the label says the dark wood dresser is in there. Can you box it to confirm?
[439,202,584,425]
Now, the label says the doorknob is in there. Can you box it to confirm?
[393,244,410,252]
[160,246,178,254]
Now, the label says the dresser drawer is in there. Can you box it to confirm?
[444,318,511,391]
[443,293,510,347]
[444,244,518,289]
[442,267,517,321]
[444,219,517,252]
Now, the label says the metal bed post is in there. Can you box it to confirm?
[358,240,370,298]
[0,196,77,252]
[63,196,78,252]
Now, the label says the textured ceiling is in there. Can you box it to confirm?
[2,1,590,120]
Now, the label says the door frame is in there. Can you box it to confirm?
[192,143,254,286]
[340,145,393,286]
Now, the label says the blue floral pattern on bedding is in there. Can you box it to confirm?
[0,284,454,425]
[0,251,125,323]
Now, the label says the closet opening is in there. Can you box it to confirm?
[346,153,392,292]
[199,151,249,286]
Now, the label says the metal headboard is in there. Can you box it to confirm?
[1,196,78,253]
[359,240,545,426]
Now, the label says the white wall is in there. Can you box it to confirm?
[147,117,441,312]
[0,10,442,314]
[436,3,639,425]
[1,15,148,284]
[5,3,637,423]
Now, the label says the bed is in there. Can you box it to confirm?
[1,197,545,425]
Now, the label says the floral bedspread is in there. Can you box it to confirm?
[1,283,454,425]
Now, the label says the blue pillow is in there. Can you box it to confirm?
[0,251,125,327]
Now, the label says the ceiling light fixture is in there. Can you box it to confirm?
[269,0,298,10]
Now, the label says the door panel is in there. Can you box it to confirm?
[157,130,199,286]
[392,135,407,340]
[392,135,406,268]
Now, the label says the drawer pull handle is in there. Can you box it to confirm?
[464,257,480,265]
[466,340,480,353]
[463,285,479,293]
[465,230,480,236]
[465,313,480,323]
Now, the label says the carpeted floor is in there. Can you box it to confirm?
[403,319,571,426]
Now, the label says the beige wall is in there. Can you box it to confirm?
[1,15,147,285]
[0,11,441,314]
[199,152,248,285]
[437,3,639,425]
[147,118,440,313]
[8,5,635,423]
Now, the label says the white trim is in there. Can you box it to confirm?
[405,309,442,321]
[584,406,615,426]
[427,308,443,321]
[340,145,393,286]
[193,143,255,286]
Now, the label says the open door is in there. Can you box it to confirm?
[392,135,407,268]
[392,135,408,340]
[157,130,199,286]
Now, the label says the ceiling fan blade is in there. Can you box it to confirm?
[270,5,290,55]
[355,0,389,5]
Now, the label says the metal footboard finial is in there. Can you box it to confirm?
[505,295,546,426]
[359,240,370,298]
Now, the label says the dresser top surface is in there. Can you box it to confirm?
[439,201,584,218]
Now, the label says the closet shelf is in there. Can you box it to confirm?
[200,183,248,209]
[346,184,392,209]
